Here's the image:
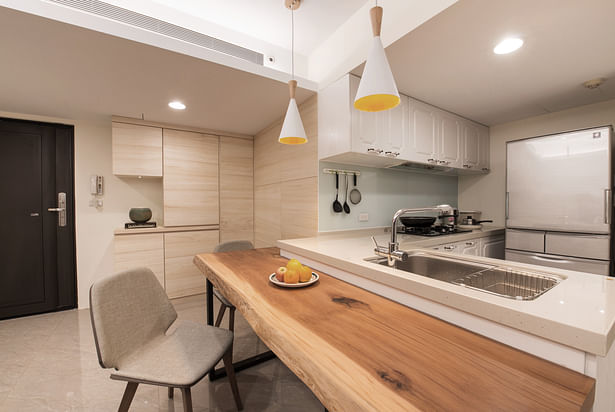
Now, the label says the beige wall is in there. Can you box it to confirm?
[254,95,318,247]
[458,99,615,225]
[0,111,164,309]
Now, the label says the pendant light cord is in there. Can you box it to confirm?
[291,4,295,80]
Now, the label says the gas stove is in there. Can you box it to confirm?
[397,225,472,237]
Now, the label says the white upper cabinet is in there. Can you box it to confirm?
[407,98,437,165]
[317,73,489,173]
[436,111,461,168]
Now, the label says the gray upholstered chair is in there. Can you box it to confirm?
[89,267,243,412]
[212,240,254,333]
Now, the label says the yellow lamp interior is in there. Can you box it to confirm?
[279,136,307,145]
[354,94,400,112]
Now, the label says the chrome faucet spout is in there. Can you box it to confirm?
[374,207,446,266]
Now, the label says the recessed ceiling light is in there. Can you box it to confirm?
[493,37,523,55]
[168,101,186,110]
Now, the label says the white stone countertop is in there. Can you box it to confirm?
[277,226,615,356]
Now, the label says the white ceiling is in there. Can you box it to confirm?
[354,0,615,126]
[144,0,370,56]
[0,7,314,135]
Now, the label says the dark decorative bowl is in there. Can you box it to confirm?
[129,207,152,223]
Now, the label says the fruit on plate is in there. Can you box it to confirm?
[299,265,312,283]
[286,258,302,273]
[285,268,300,284]
[275,267,287,282]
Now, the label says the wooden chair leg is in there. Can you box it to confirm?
[228,306,235,332]
[181,387,193,412]
[223,349,243,411]
[215,305,227,328]
[118,382,138,412]
[168,387,174,399]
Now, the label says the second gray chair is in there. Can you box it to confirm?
[90,267,243,412]
[212,240,254,333]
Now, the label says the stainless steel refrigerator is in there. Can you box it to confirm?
[505,126,613,276]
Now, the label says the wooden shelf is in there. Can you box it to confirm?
[114,225,219,236]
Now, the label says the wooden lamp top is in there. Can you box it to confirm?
[370,6,383,37]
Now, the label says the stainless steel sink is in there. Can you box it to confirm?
[365,253,494,283]
[365,252,561,300]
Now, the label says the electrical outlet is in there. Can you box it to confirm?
[359,213,369,222]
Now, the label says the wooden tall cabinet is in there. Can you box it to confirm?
[163,129,219,227]
[112,122,163,177]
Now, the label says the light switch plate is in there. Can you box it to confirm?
[359,213,369,222]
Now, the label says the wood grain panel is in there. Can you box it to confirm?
[220,136,254,243]
[195,248,595,412]
[164,230,219,298]
[113,233,164,286]
[254,183,280,248]
[163,129,219,226]
[112,122,162,177]
[281,176,318,240]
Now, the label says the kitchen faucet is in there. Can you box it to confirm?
[372,207,448,266]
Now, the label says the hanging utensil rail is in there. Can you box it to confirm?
[323,168,360,176]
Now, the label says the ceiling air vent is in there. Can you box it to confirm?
[46,0,264,65]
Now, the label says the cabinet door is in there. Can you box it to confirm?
[164,230,219,298]
[163,129,219,226]
[112,122,162,177]
[462,123,480,169]
[460,239,479,256]
[478,126,490,172]
[481,236,505,259]
[437,112,461,168]
[114,233,164,286]
[407,98,437,164]
[385,94,408,158]
[350,75,387,155]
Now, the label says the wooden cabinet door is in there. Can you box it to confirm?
[437,112,461,168]
[220,136,254,243]
[407,98,437,164]
[112,122,162,177]
[462,123,481,169]
[164,230,219,298]
[113,233,165,286]
[478,126,490,172]
[163,129,219,226]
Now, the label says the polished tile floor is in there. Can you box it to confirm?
[0,294,323,411]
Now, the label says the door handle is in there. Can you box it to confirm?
[505,192,509,220]
[605,189,612,224]
[48,192,67,227]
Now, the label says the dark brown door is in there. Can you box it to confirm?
[0,118,76,319]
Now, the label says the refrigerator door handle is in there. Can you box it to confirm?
[532,254,570,264]
[505,192,509,220]
[604,189,612,224]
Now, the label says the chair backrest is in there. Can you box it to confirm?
[214,240,254,253]
[89,267,177,369]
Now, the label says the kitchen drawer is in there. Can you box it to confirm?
[505,250,609,276]
[545,232,610,260]
[506,229,544,253]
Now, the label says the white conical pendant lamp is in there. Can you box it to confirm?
[279,0,307,145]
[354,5,400,112]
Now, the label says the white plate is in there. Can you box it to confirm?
[269,272,319,288]
[458,224,482,230]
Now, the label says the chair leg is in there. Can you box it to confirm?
[215,305,227,328]
[168,387,174,399]
[223,349,243,411]
[228,306,235,332]
[181,387,193,412]
[118,382,138,412]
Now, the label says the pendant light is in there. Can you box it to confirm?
[279,0,307,145]
[354,2,400,112]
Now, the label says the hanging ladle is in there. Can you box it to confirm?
[332,172,343,213]
[349,173,362,205]
[343,174,351,214]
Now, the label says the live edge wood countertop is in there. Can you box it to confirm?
[194,247,595,412]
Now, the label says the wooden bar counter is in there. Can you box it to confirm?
[194,247,595,412]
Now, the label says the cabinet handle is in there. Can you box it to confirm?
[427,158,436,163]
[384,151,399,157]
[443,245,455,251]
[438,160,451,165]
[462,164,472,168]
[465,242,475,246]
[367,148,383,155]
[481,167,489,172]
